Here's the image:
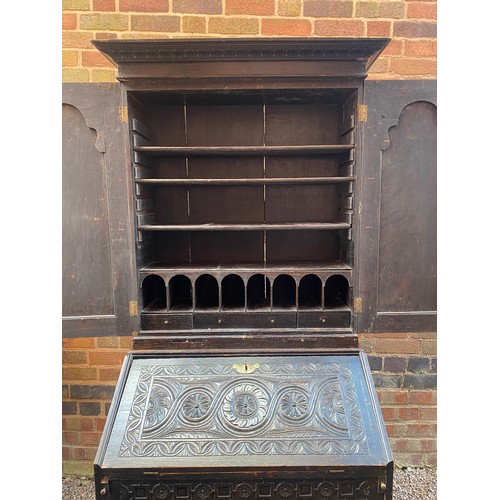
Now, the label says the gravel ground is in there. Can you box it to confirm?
[62,467,436,499]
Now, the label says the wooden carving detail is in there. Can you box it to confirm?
[110,478,375,500]
[378,101,437,314]
[380,100,437,152]
[119,360,368,457]
[93,39,388,67]
[62,103,114,319]
[62,101,106,153]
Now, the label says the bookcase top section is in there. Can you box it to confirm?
[93,38,389,82]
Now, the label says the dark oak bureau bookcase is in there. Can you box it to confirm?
[88,38,397,500]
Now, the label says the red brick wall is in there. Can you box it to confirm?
[61,0,437,477]
[62,0,437,82]
[62,332,436,475]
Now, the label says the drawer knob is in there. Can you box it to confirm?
[380,482,387,492]
[321,318,326,323]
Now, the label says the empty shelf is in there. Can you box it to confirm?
[135,176,354,186]
[141,261,351,273]
[138,223,351,232]
[134,145,354,157]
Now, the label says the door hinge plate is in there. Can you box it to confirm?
[353,297,362,314]
[129,301,138,317]
[119,105,128,123]
[358,104,368,122]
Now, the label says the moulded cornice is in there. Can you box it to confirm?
[93,38,390,71]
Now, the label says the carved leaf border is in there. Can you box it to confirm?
[119,361,369,458]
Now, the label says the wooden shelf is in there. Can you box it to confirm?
[135,176,354,186]
[134,145,354,157]
[143,303,351,313]
[138,222,351,232]
[141,261,351,273]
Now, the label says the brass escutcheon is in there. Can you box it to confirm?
[233,362,260,374]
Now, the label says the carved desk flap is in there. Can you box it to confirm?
[98,352,391,470]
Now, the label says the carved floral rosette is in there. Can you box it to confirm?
[112,478,373,500]
[119,361,368,457]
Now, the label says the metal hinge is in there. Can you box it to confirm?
[99,477,109,497]
[358,104,368,122]
[353,297,362,314]
[129,301,138,317]
[119,105,128,123]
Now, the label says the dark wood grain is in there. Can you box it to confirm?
[138,222,351,231]
[62,104,114,317]
[134,145,354,156]
[135,176,354,185]
[356,80,437,333]
[94,350,392,499]
[62,83,137,337]
[88,38,396,500]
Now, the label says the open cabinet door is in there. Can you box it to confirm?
[356,81,437,333]
[62,83,137,337]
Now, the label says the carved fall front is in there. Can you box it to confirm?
[119,360,368,458]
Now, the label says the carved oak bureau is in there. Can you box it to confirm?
[92,38,393,500]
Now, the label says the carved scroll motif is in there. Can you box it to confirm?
[119,360,368,457]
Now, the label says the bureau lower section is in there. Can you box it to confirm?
[94,351,393,500]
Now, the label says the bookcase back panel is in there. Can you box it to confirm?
[188,157,264,224]
[265,184,339,223]
[189,185,265,224]
[148,105,186,146]
[187,105,264,146]
[156,157,187,178]
[155,186,189,224]
[266,230,341,264]
[190,232,265,264]
[152,232,191,264]
[265,103,340,146]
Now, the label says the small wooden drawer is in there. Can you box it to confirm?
[193,311,297,329]
[141,312,193,330]
[297,310,350,328]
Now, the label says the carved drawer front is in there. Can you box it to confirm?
[108,477,385,500]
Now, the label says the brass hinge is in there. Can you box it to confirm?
[129,301,138,317]
[358,104,368,122]
[119,105,128,123]
[353,297,363,314]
